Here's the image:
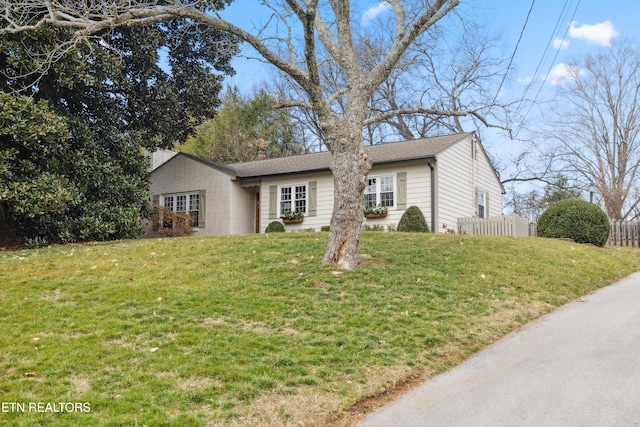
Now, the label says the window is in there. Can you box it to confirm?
[364,175,395,208]
[189,194,200,226]
[477,190,485,219]
[162,192,200,227]
[279,184,307,215]
[163,196,174,228]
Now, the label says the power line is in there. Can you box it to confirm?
[514,0,581,135]
[491,0,536,107]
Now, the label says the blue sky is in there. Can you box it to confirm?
[219,1,639,96]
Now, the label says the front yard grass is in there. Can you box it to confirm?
[1,232,640,426]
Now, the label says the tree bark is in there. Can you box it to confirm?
[321,118,372,269]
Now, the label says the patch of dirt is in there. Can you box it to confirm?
[324,369,431,427]
[71,374,91,394]
[177,376,220,391]
[207,388,342,427]
[0,235,24,251]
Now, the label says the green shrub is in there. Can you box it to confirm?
[397,206,429,233]
[265,221,285,233]
[320,225,330,232]
[537,199,610,246]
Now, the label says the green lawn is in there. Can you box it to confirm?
[1,232,639,426]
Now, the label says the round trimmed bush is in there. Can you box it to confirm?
[265,221,285,233]
[537,199,610,246]
[397,206,429,233]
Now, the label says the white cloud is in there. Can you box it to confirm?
[548,63,581,85]
[553,37,570,50]
[517,75,534,85]
[568,21,619,47]
[362,2,391,24]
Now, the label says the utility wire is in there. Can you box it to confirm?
[514,0,581,135]
[513,0,571,120]
[491,0,536,108]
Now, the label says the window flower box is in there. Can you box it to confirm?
[364,212,387,219]
[363,205,388,218]
[282,217,304,224]
[281,210,304,224]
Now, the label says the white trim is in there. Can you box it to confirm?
[477,189,486,219]
[160,191,202,228]
[277,183,308,216]
[364,174,396,209]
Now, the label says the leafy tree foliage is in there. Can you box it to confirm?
[178,87,304,163]
[0,22,237,243]
[0,94,151,242]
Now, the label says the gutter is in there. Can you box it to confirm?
[426,159,436,233]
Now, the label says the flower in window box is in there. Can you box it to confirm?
[363,205,388,218]
[281,210,304,223]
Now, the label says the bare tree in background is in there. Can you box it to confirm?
[364,18,513,143]
[2,0,512,268]
[545,40,640,220]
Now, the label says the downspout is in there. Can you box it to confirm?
[427,159,436,233]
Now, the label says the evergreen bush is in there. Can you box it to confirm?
[397,206,429,233]
[537,199,610,247]
[265,221,285,233]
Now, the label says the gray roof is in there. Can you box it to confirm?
[228,132,473,179]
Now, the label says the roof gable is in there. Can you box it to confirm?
[151,151,238,177]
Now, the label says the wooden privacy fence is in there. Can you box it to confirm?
[609,220,640,247]
[457,213,535,237]
[458,216,639,247]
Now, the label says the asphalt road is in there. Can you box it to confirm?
[358,272,640,427]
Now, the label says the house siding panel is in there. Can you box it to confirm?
[437,135,503,232]
[229,184,257,235]
[147,155,233,236]
[437,135,474,232]
[475,144,504,219]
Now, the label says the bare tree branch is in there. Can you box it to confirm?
[364,106,510,131]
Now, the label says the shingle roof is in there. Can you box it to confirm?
[228,132,473,179]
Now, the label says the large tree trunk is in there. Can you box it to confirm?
[321,116,372,269]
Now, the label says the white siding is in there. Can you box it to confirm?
[147,155,236,237]
[437,135,474,232]
[475,144,504,219]
[436,134,503,233]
